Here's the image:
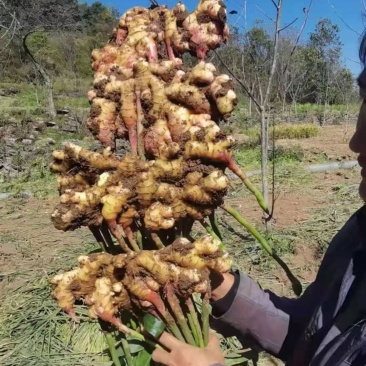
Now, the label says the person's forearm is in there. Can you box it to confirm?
[210,271,321,359]
[211,272,290,356]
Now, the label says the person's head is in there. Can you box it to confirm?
[350,33,366,202]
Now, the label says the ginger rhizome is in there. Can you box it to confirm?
[46,0,297,358]
[84,0,268,213]
[50,143,230,251]
[88,0,232,151]
[50,0,268,247]
[50,235,231,335]
[48,2,301,356]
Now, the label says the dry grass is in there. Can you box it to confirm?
[272,123,320,140]
[242,123,320,145]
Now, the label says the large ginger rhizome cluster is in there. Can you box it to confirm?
[87,0,236,152]
[88,58,237,155]
[49,0,246,251]
[50,142,231,252]
[50,235,231,338]
[48,0,274,348]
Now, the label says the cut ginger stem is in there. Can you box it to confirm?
[163,311,185,342]
[97,311,144,340]
[145,35,158,63]
[186,297,204,348]
[124,226,141,252]
[200,220,222,245]
[221,204,302,297]
[201,293,210,347]
[166,285,196,346]
[220,151,269,214]
[208,212,222,241]
[128,124,138,155]
[121,337,134,366]
[151,233,165,249]
[165,36,176,61]
[106,219,133,253]
[104,332,123,366]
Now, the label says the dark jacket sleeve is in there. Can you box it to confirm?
[211,272,331,358]
[211,209,363,360]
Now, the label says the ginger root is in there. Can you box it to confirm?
[50,0,240,239]
[86,0,236,150]
[50,235,231,325]
[49,0,273,352]
[50,141,229,241]
[50,0,272,251]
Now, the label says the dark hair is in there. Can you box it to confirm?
[360,31,366,66]
[358,32,366,89]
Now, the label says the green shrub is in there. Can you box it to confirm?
[292,103,359,116]
[268,145,305,163]
[233,144,305,172]
[233,147,261,170]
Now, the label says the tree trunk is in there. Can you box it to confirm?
[22,33,56,118]
[260,109,269,206]
[322,64,330,127]
[261,0,283,216]
[41,67,56,118]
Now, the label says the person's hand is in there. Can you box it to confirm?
[152,332,225,366]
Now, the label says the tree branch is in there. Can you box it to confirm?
[264,0,283,107]
[327,0,361,36]
[0,0,21,47]
[279,17,298,33]
[282,0,314,76]
[213,49,262,111]
[255,5,275,23]
[259,0,283,222]
[22,31,40,66]
[267,115,280,222]
[271,0,279,9]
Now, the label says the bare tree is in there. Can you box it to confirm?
[0,0,80,117]
[215,0,313,223]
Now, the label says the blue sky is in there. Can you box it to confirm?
[86,0,366,75]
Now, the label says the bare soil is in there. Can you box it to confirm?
[0,197,94,276]
[277,124,358,161]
